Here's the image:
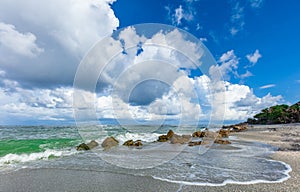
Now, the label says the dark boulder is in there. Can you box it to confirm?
[192,131,206,137]
[157,130,175,142]
[76,143,90,151]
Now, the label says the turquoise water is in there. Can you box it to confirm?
[0,126,81,157]
[0,125,291,186]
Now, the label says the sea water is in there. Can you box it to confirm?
[0,125,291,186]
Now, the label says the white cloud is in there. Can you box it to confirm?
[0,74,283,124]
[230,2,245,36]
[246,49,262,65]
[194,77,282,121]
[0,0,119,88]
[240,70,253,79]
[249,0,264,9]
[296,80,300,83]
[209,50,239,81]
[0,83,74,124]
[0,9,284,125]
[172,5,194,26]
[259,84,276,89]
[174,5,184,25]
[0,22,43,57]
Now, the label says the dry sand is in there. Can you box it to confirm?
[1,124,299,192]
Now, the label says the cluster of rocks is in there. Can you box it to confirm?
[76,123,248,151]
[190,128,232,146]
[76,137,143,151]
[157,130,192,144]
[123,139,143,147]
[222,122,248,132]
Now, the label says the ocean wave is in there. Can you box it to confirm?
[0,149,78,166]
[115,132,162,143]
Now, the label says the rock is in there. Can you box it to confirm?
[134,140,143,147]
[218,129,230,137]
[170,134,191,144]
[231,123,248,132]
[123,139,143,147]
[76,143,90,151]
[166,130,174,138]
[157,135,169,142]
[157,130,174,142]
[192,131,205,137]
[188,141,202,146]
[193,129,220,138]
[101,137,119,149]
[205,130,220,138]
[87,140,99,149]
[123,139,134,146]
[223,123,248,132]
[214,139,231,145]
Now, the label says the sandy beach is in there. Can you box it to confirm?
[1,124,299,192]
[183,124,300,192]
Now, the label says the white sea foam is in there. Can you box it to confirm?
[0,149,78,166]
[152,159,292,186]
[115,132,161,143]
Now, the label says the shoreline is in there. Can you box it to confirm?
[0,124,299,191]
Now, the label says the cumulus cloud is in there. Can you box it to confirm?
[209,50,239,81]
[246,49,262,65]
[0,82,74,124]
[0,75,283,124]
[0,0,119,88]
[0,8,283,125]
[259,84,276,89]
[0,22,43,57]
[192,76,282,121]
[93,72,282,122]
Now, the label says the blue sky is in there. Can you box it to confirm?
[0,0,299,125]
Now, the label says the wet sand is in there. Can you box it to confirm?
[183,124,300,192]
[1,124,299,192]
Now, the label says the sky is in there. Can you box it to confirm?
[0,0,299,125]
